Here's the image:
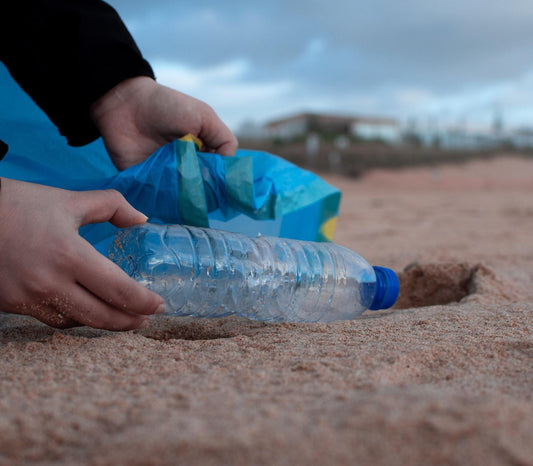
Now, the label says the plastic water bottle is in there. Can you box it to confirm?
[108,223,399,323]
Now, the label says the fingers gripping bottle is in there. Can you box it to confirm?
[108,223,400,323]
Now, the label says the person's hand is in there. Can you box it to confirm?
[90,77,238,170]
[0,178,165,330]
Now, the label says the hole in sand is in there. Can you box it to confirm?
[395,262,484,309]
[140,316,268,341]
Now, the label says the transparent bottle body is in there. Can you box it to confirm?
[108,223,378,323]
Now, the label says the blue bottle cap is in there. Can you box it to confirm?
[369,266,400,310]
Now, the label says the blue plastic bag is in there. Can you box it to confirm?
[0,62,341,254]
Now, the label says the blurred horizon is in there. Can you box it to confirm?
[109,0,533,134]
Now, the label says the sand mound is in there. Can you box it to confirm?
[396,262,526,309]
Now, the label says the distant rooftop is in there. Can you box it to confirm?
[265,112,399,129]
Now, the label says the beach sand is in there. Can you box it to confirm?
[1,155,532,465]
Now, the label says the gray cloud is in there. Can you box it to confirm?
[107,0,533,124]
[109,0,533,83]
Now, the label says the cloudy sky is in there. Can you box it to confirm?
[109,0,533,132]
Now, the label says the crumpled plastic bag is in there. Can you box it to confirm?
[0,62,341,254]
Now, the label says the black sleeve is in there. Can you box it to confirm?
[0,140,8,160]
[0,0,155,146]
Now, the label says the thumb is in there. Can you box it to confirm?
[74,189,148,228]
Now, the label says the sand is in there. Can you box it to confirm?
[1,155,532,465]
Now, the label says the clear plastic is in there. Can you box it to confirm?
[108,223,398,323]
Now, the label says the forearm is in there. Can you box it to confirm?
[0,0,154,146]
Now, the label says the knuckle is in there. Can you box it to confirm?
[104,189,125,204]
[61,186,80,201]
[52,239,81,271]
[229,136,239,152]
[24,269,56,298]
[199,101,215,117]
[76,306,109,330]
[112,279,141,311]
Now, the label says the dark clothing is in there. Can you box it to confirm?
[0,140,7,159]
[0,0,154,146]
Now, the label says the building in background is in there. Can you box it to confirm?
[351,118,401,144]
[240,111,533,150]
[263,112,401,142]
